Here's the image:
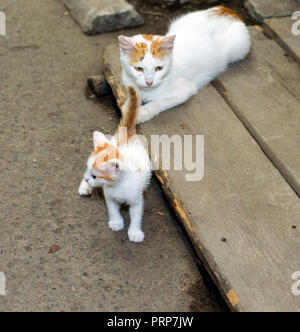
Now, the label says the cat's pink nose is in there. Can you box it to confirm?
[146,80,153,87]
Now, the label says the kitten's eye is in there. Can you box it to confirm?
[92,174,96,180]
[155,66,163,71]
[134,67,143,72]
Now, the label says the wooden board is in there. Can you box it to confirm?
[263,17,300,64]
[103,41,300,311]
[214,26,300,198]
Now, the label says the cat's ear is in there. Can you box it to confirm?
[93,131,109,150]
[160,35,176,51]
[106,159,120,175]
[118,35,136,53]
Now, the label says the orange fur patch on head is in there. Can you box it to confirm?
[150,37,168,60]
[213,6,243,21]
[91,143,109,156]
[142,34,155,41]
[130,42,148,65]
[92,144,123,170]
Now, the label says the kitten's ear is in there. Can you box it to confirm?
[118,35,136,53]
[106,159,120,175]
[160,35,176,51]
[93,131,109,150]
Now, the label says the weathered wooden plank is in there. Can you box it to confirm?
[214,26,300,198]
[103,44,300,312]
[246,0,299,23]
[263,17,300,64]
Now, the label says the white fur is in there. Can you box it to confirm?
[120,7,251,123]
[79,108,152,243]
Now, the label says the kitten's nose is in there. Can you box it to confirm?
[146,79,153,87]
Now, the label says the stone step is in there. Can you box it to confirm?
[63,0,144,35]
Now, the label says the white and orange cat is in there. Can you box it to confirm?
[119,6,251,124]
[79,87,152,243]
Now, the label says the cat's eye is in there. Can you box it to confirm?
[135,67,144,72]
[155,66,163,71]
[92,174,97,180]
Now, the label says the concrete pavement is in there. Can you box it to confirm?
[0,0,223,311]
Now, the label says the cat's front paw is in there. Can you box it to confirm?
[137,105,156,124]
[78,179,93,196]
[128,228,145,243]
[109,219,124,232]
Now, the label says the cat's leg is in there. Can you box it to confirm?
[78,172,93,196]
[128,198,144,243]
[137,82,197,124]
[106,198,124,232]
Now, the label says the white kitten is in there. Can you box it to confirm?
[119,6,251,124]
[79,87,152,243]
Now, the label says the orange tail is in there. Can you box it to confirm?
[117,86,140,143]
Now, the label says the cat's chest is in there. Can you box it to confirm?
[140,85,170,104]
[104,181,137,205]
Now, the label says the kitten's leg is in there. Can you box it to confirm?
[78,173,93,196]
[137,83,197,124]
[128,199,144,243]
[106,198,124,232]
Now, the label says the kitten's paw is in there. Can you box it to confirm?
[78,180,93,196]
[128,229,145,243]
[109,219,124,232]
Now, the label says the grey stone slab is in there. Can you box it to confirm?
[63,0,144,35]
[263,17,300,64]
[246,0,299,23]
[103,44,300,312]
[215,26,300,198]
